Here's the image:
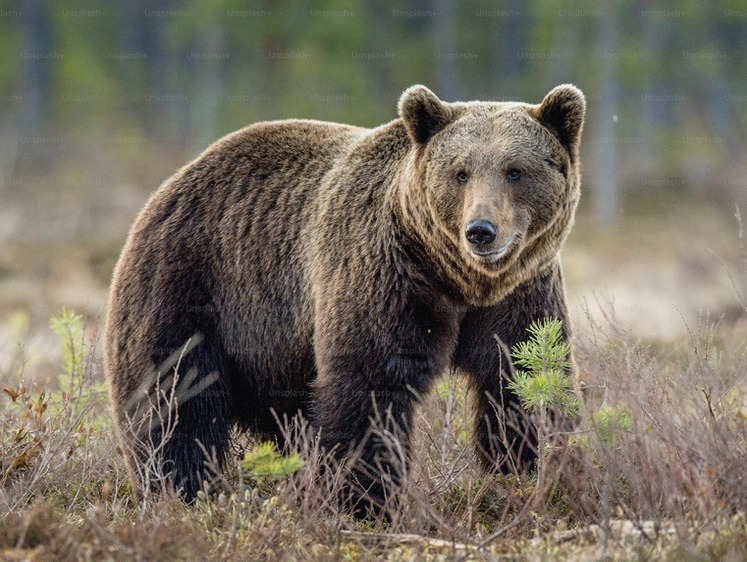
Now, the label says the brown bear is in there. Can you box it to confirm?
[105,84,585,513]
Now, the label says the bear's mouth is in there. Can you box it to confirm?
[468,234,517,263]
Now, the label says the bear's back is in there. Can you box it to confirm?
[107,119,366,396]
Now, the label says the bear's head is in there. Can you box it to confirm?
[398,84,585,301]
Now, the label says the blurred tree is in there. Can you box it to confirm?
[590,3,621,228]
[0,0,743,211]
[639,0,667,171]
[433,0,460,101]
[492,0,528,101]
[18,0,53,137]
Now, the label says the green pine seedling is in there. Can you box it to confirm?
[508,319,578,417]
[507,319,578,497]
[241,441,304,484]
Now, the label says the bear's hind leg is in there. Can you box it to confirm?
[135,333,233,502]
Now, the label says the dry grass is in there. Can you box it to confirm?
[0,298,745,560]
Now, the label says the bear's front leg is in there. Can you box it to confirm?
[312,346,432,519]
[455,261,574,473]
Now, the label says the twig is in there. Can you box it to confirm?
[340,530,472,552]
[221,466,243,560]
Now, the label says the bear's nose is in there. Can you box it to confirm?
[465,220,498,246]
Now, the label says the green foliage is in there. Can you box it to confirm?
[48,308,108,422]
[591,405,632,443]
[2,308,107,476]
[241,441,304,483]
[49,307,86,391]
[567,433,590,450]
[508,319,578,417]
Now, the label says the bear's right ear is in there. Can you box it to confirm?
[398,85,453,145]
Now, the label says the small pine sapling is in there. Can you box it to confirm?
[241,441,304,485]
[508,319,578,492]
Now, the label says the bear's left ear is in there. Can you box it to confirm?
[398,85,454,145]
[533,84,586,160]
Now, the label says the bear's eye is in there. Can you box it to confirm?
[506,168,522,182]
[456,170,469,184]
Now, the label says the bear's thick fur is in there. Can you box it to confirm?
[105,84,585,511]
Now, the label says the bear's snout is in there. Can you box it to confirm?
[465,220,498,246]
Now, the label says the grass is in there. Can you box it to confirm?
[0,297,745,560]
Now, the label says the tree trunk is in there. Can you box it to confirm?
[492,0,526,101]
[433,0,460,101]
[591,7,621,229]
[18,0,53,136]
[189,25,226,154]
